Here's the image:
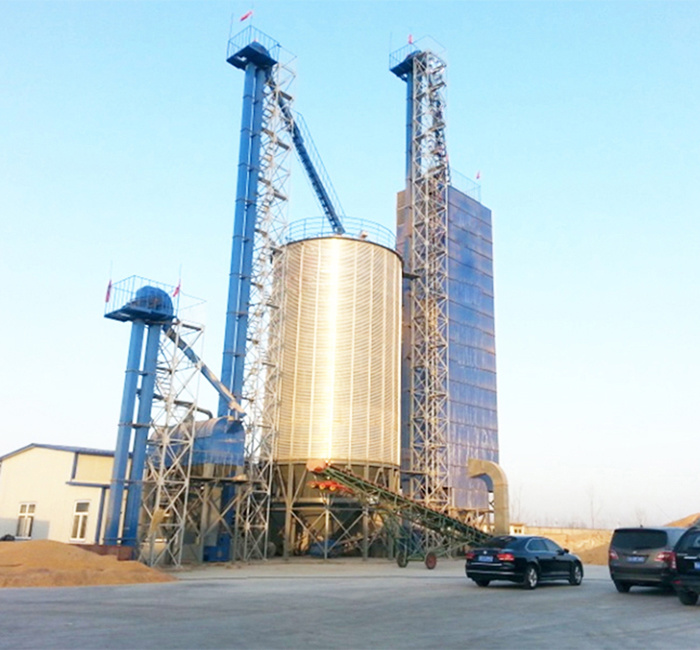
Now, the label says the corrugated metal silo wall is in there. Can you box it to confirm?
[275,236,402,467]
[446,186,499,510]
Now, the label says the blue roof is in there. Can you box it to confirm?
[0,443,115,462]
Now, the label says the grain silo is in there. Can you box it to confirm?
[268,218,402,558]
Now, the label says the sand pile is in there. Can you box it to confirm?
[666,513,700,528]
[0,540,176,588]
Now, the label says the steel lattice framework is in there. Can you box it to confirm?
[139,320,202,567]
[230,50,294,562]
[394,49,451,530]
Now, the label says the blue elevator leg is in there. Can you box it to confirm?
[405,70,414,184]
[122,323,161,547]
[104,320,145,545]
[222,66,268,563]
[221,61,257,417]
[231,65,267,404]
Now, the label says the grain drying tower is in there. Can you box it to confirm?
[104,27,502,564]
[391,40,500,535]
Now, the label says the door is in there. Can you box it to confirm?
[526,537,556,578]
[543,537,570,577]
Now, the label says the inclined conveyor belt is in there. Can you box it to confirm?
[308,461,492,567]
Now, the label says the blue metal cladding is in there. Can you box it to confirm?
[446,186,499,510]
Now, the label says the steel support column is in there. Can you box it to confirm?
[104,320,145,545]
[122,323,161,546]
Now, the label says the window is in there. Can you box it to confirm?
[526,538,547,552]
[16,503,35,538]
[612,529,669,550]
[483,536,518,549]
[543,538,563,553]
[70,501,90,541]
[677,531,700,552]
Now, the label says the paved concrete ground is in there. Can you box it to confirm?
[1,560,698,649]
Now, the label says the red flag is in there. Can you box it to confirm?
[173,281,181,298]
[105,280,112,303]
[475,170,481,180]
[240,9,253,21]
[408,34,413,45]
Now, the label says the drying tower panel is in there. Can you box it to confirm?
[446,186,499,510]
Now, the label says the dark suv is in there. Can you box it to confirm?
[671,527,700,605]
[608,527,686,592]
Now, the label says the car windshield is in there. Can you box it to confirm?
[612,530,668,550]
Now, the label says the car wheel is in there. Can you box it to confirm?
[569,563,583,586]
[614,581,631,593]
[523,564,539,590]
[396,552,408,568]
[678,590,699,606]
[474,579,490,587]
[424,552,437,570]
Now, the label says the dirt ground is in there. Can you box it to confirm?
[0,540,175,588]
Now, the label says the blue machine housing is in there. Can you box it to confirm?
[191,417,245,467]
[226,41,276,70]
[107,286,174,324]
[150,417,245,469]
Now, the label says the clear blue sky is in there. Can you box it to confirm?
[2,0,698,528]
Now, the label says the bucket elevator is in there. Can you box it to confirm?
[391,43,452,527]
[103,280,176,547]
[391,39,503,549]
[104,277,246,565]
[220,26,351,561]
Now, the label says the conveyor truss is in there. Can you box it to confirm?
[307,461,492,568]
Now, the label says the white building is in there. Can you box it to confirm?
[0,444,115,544]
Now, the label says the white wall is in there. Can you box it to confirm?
[0,447,112,543]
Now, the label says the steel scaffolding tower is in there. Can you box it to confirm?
[139,319,202,567]
[223,28,295,561]
[391,46,451,534]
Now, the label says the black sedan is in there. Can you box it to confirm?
[465,535,584,589]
